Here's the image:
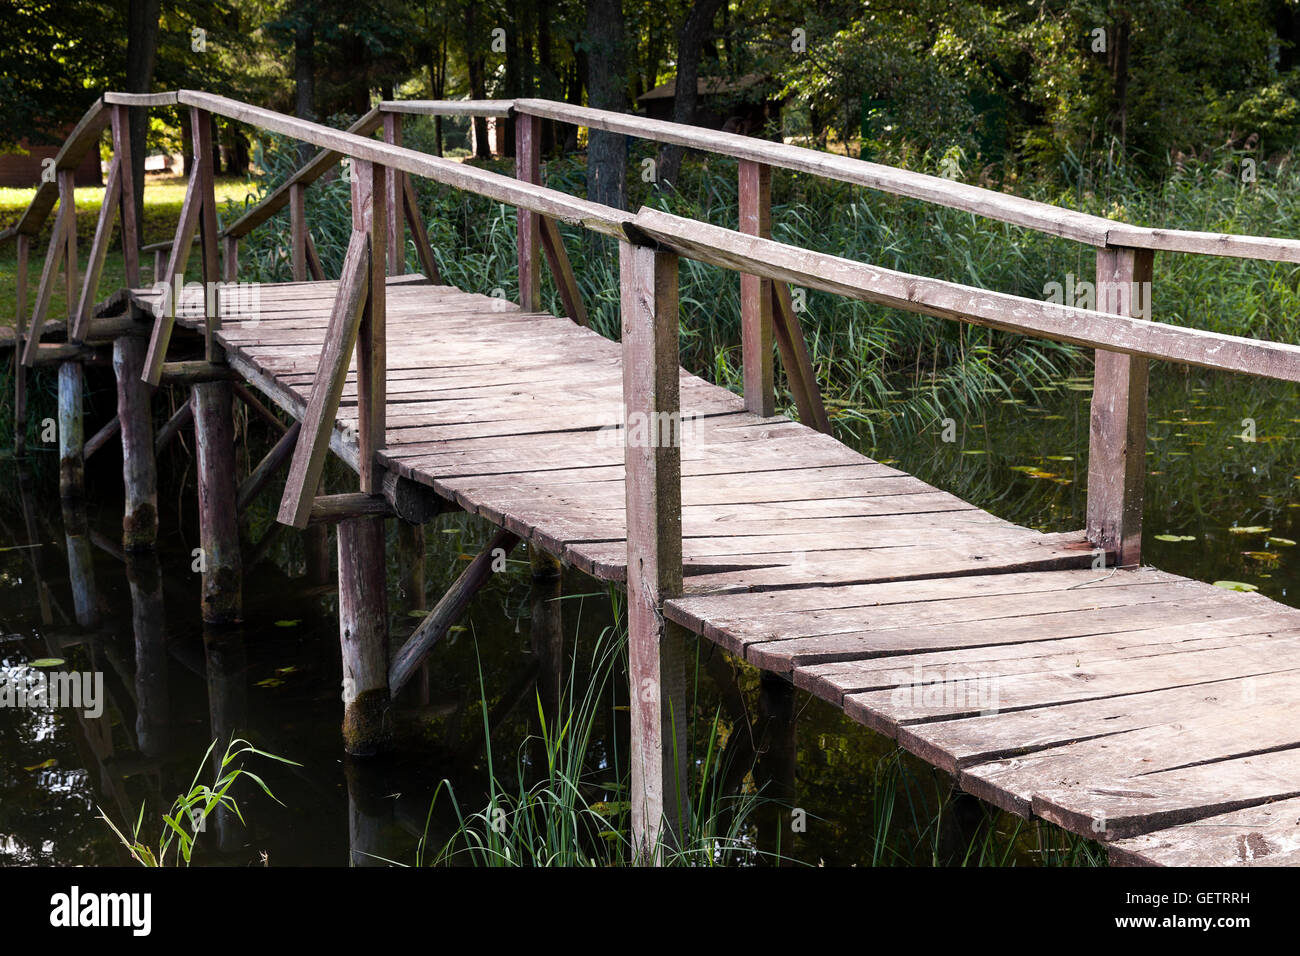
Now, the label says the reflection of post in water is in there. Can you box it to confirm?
[203,626,249,853]
[754,673,797,864]
[125,551,169,757]
[345,757,395,867]
[529,547,563,733]
[14,467,55,627]
[60,497,99,630]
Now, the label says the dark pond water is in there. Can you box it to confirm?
[0,365,1294,867]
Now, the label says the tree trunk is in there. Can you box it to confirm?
[294,0,316,164]
[125,0,162,230]
[657,0,725,189]
[465,2,491,159]
[1107,10,1131,155]
[584,0,628,210]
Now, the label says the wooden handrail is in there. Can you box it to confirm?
[516,98,1300,264]
[378,99,513,117]
[176,91,632,237]
[630,206,1300,383]
[223,106,384,239]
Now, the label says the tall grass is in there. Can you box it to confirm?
[416,589,785,867]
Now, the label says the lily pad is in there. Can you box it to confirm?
[24,758,58,772]
[274,619,301,628]
[29,658,64,668]
[1268,537,1296,547]
[1242,551,1281,563]
[1228,526,1271,534]
[255,677,285,688]
[1213,580,1259,592]
[1153,534,1196,542]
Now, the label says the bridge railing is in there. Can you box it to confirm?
[9,90,1300,562]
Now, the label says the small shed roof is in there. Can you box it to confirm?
[638,73,767,102]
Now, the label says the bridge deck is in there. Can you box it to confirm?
[135,275,1300,867]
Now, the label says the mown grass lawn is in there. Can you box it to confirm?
[1,175,260,330]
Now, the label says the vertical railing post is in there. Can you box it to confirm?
[111,105,140,288]
[290,182,308,282]
[56,169,83,497]
[1087,246,1154,568]
[738,159,774,417]
[351,160,387,493]
[382,113,405,276]
[335,156,391,756]
[190,106,241,621]
[620,239,689,863]
[108,104,156,548]
[516,111,542,312]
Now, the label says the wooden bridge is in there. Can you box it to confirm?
[7,90,1300,867]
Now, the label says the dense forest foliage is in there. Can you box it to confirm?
[6,0,1300,189]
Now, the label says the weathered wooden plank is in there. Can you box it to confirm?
[632,208,1300,383]
[236,421,301,513]
[620,240,689,860]
[1108,796,1300,866]
[383,114,405,276]
[516,111,542,312]
[308,492,395,523]
[380,99,515,116]
[178,91,632,237]
[290,182,308,282]
[539,216,588,326]
[402,173,441,283]
[73,157,122,340]
[1087,247,1154,567]
[113,335,157,548]
[142,165,205,383]
[338,515,391,755]
[223,107,384,239]
[738,159,774,417]
[277,230,371,528]
[771,281,831,433]
[353,160,387,494]
[191,107,221,359]
[21,187,73,365]
[111,106,141,287]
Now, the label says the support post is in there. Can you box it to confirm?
[112,105,141,288]
[289,182,308,282]
[1087,246,1154,568]
[193,381,242,623]
[619,241,689,863]
[57,361,84,497]
[516,111,542,312]
[353,160,386,494]
[382,114,405,275]
[338,516,391,755]
[739,159,774,417]
[114,335,158,549]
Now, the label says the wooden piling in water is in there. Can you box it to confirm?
[57,361,84,497]
[193,381,243,623]
[337,516,391,755]
[113,336,158,549]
